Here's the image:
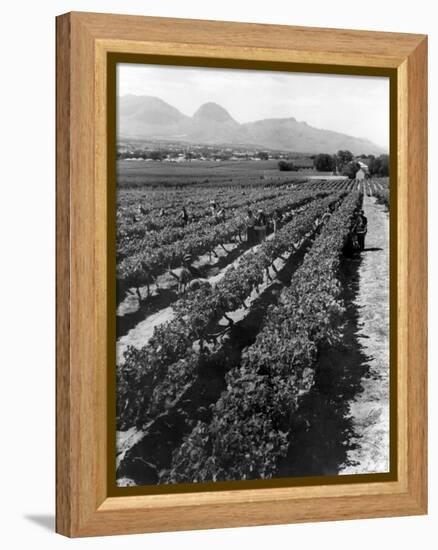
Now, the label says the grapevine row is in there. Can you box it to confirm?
[118,183,303,240]
[116,194,344,430]
[162,191,361,484]
[117,185,313,260]
[116,189,332,299]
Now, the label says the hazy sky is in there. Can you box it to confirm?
[117,63,389,149]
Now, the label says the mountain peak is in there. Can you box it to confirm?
[193,102,236,123]
[118,94,188,130]
[118,95,385,154]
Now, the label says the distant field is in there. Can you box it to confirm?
[116,159,317,188]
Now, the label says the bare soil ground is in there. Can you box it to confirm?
[277,194,389,478]
[340,194,390,474]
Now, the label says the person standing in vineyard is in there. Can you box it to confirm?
[321,205,332,224]
[272,208,283,233]
[246,209,256,245]
[255,208,267,242]
[217,207,226,223]
[354,209,368,251]
[180,206,189,226]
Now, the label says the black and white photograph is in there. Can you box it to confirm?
[115,63,391,487]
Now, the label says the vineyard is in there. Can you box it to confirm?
[115,175,390,486]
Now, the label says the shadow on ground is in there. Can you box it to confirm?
[277,252,371,477]
[24,514,55,532]
[363,247,383,252]
[116,241,250,339]
[116,288,177,338]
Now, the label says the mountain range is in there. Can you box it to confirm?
[118,95,386,155]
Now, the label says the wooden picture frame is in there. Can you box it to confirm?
[56,11,427,537]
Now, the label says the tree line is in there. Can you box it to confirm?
[313,151,389,177]
[278,151,389,177]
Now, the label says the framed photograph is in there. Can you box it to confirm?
[56,12,427,537]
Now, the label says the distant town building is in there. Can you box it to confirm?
[356,168,367,180]
[355,161,370,180]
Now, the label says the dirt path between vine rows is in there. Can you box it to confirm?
[116,235,265,362]
[340,194,390,474]
[115,205,311,363]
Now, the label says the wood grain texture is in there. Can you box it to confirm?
[56,11,428,537]
[56,13,71,537]
[396,59,409,489]
[406,37,428,511]
[75,11,423,60]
